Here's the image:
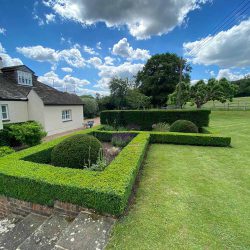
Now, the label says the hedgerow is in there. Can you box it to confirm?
[93,129,231,147]
[0,124,231,217]
[100,110,211,129]
[0,126,149,216]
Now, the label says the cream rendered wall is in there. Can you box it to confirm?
[0,100,28,124]
[44,105,83,136]
[27,90,45,127]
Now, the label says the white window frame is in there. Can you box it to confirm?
[1,104,9,121]
[62,109,72,122]
[17,71,33,86]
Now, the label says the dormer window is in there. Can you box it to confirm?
[17,70,32,86]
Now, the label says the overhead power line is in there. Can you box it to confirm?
[188,0,250,57]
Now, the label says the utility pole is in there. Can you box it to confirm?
[177,57,183,108]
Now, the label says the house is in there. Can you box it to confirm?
[0,62,84,136]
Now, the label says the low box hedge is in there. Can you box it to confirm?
[100,110,211,129]
[93,130,231,147]
[0,126,149,216]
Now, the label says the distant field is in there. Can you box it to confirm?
[185,96,250,110]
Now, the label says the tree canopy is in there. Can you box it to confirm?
[136,53,192,106]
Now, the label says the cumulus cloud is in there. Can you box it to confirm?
[83,45,98,55]
[44,0,209,39]
[88,57,103,68]
[112,38,150,60]
[216,69,247,81]
[16,45,86,68]
[45,13,56,23]
[61,67,73,72]
[95,61,144,89]
[38,70,108,95]
[0,43,23,67]
[104,56,115,65]
[96,42,102,50]
[38,71,89,92]
[184,19,250,67]
[0,27,6,35]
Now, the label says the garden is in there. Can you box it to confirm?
[0,109,231,218]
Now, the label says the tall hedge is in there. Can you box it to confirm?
[100,110,211,129]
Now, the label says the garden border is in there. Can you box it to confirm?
[0,126,231,217]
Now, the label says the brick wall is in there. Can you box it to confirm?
[0,195,92,219]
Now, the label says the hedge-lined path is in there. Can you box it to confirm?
[43,117,100,142]
[107,111,250,249]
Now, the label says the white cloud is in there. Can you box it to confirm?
[44,0,209,39]
[38,71,108,95]
[112,38,150,61]
[38,71,89,92]
[0,43,23,67]
[191,79,208,85]
[184,19,250,67]
[96,42,102,50]
[216,69,246,81]
[16,45,86,68]
[83,45,98,55]
[45,13,56,23]
[0,27,6,35]
[61,67,73,72]
[95,61,144,89]
[104,56,114,65]
[88,57,103,68]
[16,46,58,62]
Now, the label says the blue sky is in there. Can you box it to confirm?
[0,0,249,95]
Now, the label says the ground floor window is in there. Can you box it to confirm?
[1,105,9,121]
[62,109,72,121]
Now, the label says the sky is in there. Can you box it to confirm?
[0,0,249,96]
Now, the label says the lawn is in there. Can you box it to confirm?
[107,111,250,249]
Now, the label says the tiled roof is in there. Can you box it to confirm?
[0,68,83,105]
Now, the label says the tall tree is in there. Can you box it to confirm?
[126,89,151,109]
[136,53,192,106]
[109,77,130,109]
[168,81,190,109]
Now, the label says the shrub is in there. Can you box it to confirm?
[51,134,102,169]
[101,125,115,131]
[100,110,211,130]
[81,97,98,118]
[152,122,170,132]
[150,132,231,147]
[8,121,47,146]
[169,120,198,133]
[0,146,15,157]
[111,134,135,147]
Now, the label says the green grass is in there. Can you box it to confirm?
[107,111,250,249]
[185,96,250,110]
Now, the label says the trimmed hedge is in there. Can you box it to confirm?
[93,130,231,147]
[100,110,211,129]
[0,126,149,216]
[150,132,231,147]
[169,120,198,133]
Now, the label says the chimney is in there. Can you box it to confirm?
[0,57,3,72]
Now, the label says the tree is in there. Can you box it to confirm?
[109,77,130,109]
[81,97,98,118]
[168,81,190,108]
[126,89,151,109]
[136,53,192,106]
[190,78,238,108]
[97,95,115,111]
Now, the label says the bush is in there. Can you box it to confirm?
[51,134,102,169]
[152,122,170,132]
[8,121,47,146]
[111,134,135,147]
[150,132,231,147]
[0,146,15,157]
[81,97,98,118]
[0,127,149,216]
[100,110,211,130]
[169,120,198,133]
